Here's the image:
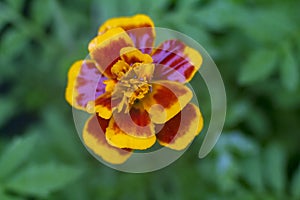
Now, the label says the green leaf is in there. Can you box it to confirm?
[239,7,297,44]
[263,143,286,195]
[240,156,264,192]
[215,152,239,192]
[119,0,142,15]
[244,107,270,137]
[291,165,300,199]
[176,0,198,10]
[0,186,23,200]
[232,186,259,200]
[31,0,52,25]
[239,49,277,85]
[216,132,258,155]
[51,0,72,47]
[39,106,86,163]
[280,43,299,91]
[6,0,24,12]
[173,23,210,48]
[91,0,119,27]
[5,163,83,198]
[0,3,18,27]
[0,134,37,180]
[0,97,16,128]
[147,0,168,14]
[193,1,246,30]
[0,29,28,66]
[0,193,21,200]
[226,99,250,127]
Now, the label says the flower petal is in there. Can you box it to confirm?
[89,27,134,78]
[106,117,156,150]
[98,14,155,54]
[151,40,202,83]
[112,104,155,138]
[142,80,193,124]
[90,92,122,119]
[83,114,132,164]
[120,47,153,65]
[156,103,203,150]
[92,92,113,119]
[65,60,106,111]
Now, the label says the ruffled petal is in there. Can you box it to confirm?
[90,92,122,119]
[65,60,106,111]
[106,117,156,150]
[156,103,203,150]
[98,14,155,54]
[83,115,132,164]
[151,40,202,83]
[142,80,193,124]
[112,104,155,138]
[89,27,134,78]
[92,92,113,119]
[120,47,153,65]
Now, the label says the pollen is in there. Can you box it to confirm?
[111,63,154,113]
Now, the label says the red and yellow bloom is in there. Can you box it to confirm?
[66,14,203,164]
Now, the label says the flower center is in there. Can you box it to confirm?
[111,63,154,113]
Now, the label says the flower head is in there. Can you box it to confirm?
[66,14,203,164]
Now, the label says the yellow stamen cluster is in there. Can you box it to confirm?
[107,48,155,113]
[113,77,151,113]
[112,63,154,113]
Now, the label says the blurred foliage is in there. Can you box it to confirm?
[0,0,300,199]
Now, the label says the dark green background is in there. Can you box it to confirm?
[1,0,300,199]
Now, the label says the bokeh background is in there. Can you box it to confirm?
[1,0,300,199]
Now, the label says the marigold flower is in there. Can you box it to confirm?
[66,14,204,164]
